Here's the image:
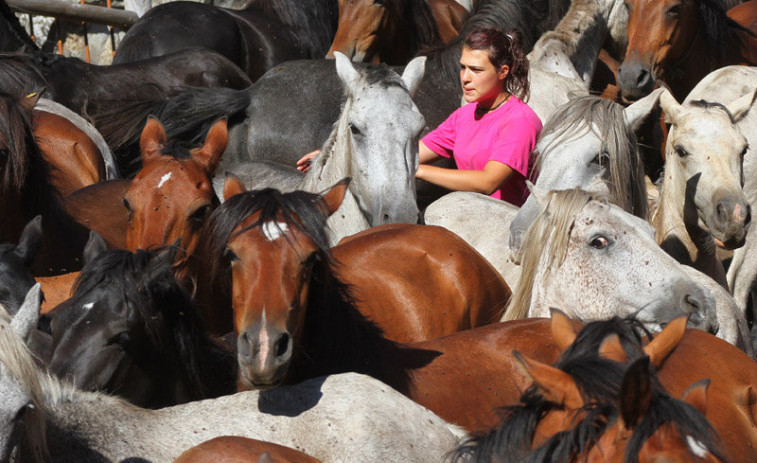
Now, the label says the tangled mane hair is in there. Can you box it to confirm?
[503,188,612,321]
[535,95,648,219]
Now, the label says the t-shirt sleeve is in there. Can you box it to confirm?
[420,109,458,159]
[489,112,541,177]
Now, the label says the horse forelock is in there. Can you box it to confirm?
[0,52,46,96]
[537,96,647,219]
[506,189,609,320]
[688,99,738,123]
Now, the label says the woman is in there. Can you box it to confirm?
[416,26,541,206]
[298,27,541,206]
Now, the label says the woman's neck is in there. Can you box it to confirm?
[476,92,511,113]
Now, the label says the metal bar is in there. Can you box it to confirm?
[7,0,138,30]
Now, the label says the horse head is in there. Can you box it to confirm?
[657,89,754,251]
[123,117,226,270]
[219,176,349,389]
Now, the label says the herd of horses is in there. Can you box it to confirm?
[1,0,757,461]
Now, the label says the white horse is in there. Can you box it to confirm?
[425,90,661,290]
[218,52,426,245]
[502,188,719,337]
[689,66,757,345]
[0,286,465,463]
[654,87,755,288]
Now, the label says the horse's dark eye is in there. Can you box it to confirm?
[591,152,610,167]
[674,146,689,158]
[123,197,132,213]
[108,332,130,346]
[189,205,210,225]
[224,248,238,262]
[666,3,682,18]
[349,123,360,135]
[589,235,610,249]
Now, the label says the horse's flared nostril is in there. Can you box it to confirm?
[274,332,290,358]
[684,293,704,319]
[636,69,650,87]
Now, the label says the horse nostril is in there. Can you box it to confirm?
[274,333,290,358]
[717,202,729,225]
[636,69,650,86]
[684,293,703,316]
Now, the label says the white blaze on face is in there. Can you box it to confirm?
[686,435,709,458]
[258,310,269,369]
[157,172,172,189]
[83,302,94,310]
[262,221,289,241]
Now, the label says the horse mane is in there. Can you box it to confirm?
[504,188,612,321]
[0,52,47,96]
[535,95,648,219]
[698,0,754,69]
[0,305,48,463]
[248,0,338,57]
[400,0,444,52]
[72,247,233,400]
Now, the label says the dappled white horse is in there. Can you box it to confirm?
[0,286,465,463]
[425,90,661,290]
[502,188,720,337]
[654,88,755,288]
[218,52,426,245]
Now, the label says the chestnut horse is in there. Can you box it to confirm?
[199,176,509,340]
[174,437,321,463]
[326,0,467,64]
[618,0,757,102]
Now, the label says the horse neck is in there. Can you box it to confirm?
[530,0,613,85]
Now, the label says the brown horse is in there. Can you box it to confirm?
[618,0,757,102]
[204,175,509,341]
[326,0,467,64]
[64,118,225,265]
[174,436,322,463]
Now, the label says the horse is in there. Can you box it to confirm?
[113,0,339,70]
[617,0,757,102]
[0,217,38,315]
[217,53,426,245]
[173,436,322,463]
[425,89,661,290]
[199,175,509,342]
[653,88,754,288]
[325,0,467,65]
[452,341,726,462]
[0,285,466,463]
[44,237,236,409]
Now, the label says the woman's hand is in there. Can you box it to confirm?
[296,149,321,172]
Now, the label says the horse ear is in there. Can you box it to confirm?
[15,215,43,267]
[643,315,687,370]
[401,56,426,98]
[320,178,351,216]
[193,119,228,175]
[83,231,108,266]
[619,356,653,430]
[658,89,682,125]
[223,172,247,201]
[140,117,167,162]
[10,283,41,343]
[725,87,757,123]
[512,351,584,410]
[681,379,710,416]
[599,334,629,363]
[334,52,361,95]
[550,308,578,351]
[624,88,664,131]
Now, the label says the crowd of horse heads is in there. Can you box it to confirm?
[0,0,756,460]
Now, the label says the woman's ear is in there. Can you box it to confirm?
[498,64,510,80]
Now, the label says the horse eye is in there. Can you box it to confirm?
[589,235,610,249]
[189,205,210,225]
[348,123,361,135]
[674,146,689,158]
[123,197,132,213]
[666,3,682,17]
[591,152,610,167]
[107,332,130,346]
[224,248,238,262]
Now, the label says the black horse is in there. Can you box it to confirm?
[112,0,339,81]
[46,237,236,409]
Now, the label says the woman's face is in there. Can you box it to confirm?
[459,46,509,105]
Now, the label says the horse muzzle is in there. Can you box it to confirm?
[617,55,656,103]
[709,197,751,250]
[236,325,293,389]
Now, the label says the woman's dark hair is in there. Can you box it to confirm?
[464,27,530,101]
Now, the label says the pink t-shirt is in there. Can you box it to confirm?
[421,96,542,206]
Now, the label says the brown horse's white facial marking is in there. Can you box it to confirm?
[686,436,710,458]
[261,222,289,242]
[157,172,172,189]
[257,310,269,370]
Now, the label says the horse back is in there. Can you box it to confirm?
[332,224,511,343]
